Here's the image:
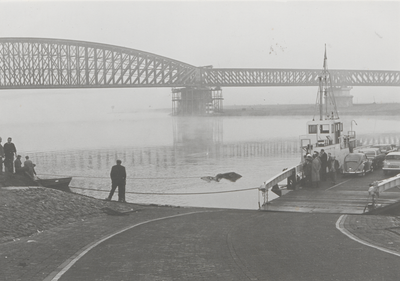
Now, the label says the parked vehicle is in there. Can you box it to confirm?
[342,153,373,176]
[371,144,397,154]
[357,147,385,169]
[383,152,400,175]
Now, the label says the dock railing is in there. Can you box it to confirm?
[370,173,400,193]
[258,164,303,209]
[366,173,400,212]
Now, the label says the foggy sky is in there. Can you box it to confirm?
[0,0,399,121]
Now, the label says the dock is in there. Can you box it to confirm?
[261,170,400,214]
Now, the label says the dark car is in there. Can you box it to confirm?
[343,153,373,176]
[358,148,385,169]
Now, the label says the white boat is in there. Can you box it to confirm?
[299,45,357,166]
[258,46,360,207]
[258,48,400,212]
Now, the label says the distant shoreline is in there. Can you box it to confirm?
[220,103,400,116]
[136,103,400,116]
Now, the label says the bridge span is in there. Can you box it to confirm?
[0,38,399,115]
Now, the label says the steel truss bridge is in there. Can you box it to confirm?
[1,38,399,114]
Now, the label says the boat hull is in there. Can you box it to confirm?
[36,177,72,192]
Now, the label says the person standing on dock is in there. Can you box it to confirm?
[105,160,127,203]
[303,154,312,187]
[328,155,339,185]
[3,137,17,173]
[311,152,321,188]
[320,149,328,181]
[0,137,4,174]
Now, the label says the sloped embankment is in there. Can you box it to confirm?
[0,187,134,243]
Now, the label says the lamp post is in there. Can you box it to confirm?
[351,120,357,135]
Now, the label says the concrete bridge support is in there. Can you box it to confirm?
[172,87,223,115]
[332,86,353,107]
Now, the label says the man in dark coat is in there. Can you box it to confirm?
[320,149,328,181]
[24,156,37,179]
[0,137,4,174]
[3,137,17,173]
[14,155,23,174]
[105,160,127,203]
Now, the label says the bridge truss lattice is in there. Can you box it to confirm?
[201,68,400,87]
[0,38,399,89]
[0,38,199,89]
[1,38,399,115]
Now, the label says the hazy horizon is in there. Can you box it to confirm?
[0,1,399,121]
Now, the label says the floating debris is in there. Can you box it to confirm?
[201,172,242,183]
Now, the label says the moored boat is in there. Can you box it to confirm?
[257,46,384,212]
[36,177,72,192]
[299,45,358,166]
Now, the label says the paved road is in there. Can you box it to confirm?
[58,210,400,281]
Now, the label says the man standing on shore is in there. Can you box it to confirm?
[105,160,127,203]
[0,137,4,174]
[24,156,37,179]
[14,155,23,174]
[3,137,17,173]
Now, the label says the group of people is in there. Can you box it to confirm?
[0,137,37,179]
[302,149,340,188]
[2,136,125,202]
[2,136,125,201]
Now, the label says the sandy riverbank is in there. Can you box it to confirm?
[0,187,135,244]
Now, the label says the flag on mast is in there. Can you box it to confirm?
[323,44,327,70]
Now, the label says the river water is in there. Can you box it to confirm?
[3,111,400,210]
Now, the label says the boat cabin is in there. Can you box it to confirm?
[305,119,343,147]
[300,118,357,157]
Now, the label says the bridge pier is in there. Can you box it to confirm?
[172,87,223,115]
[332,86,353,107]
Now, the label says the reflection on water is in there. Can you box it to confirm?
[32,142,301,209]
[173,117,223,157]
[18,113,400,210]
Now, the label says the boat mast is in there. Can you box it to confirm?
[323,44,328,120]
[318,76,323,121]
[318,44,335,121]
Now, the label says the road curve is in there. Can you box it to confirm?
[57,210,400,281]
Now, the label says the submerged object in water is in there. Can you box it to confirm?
[201,172,242,183]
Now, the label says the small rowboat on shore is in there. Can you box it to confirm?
[36,177,72,192]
